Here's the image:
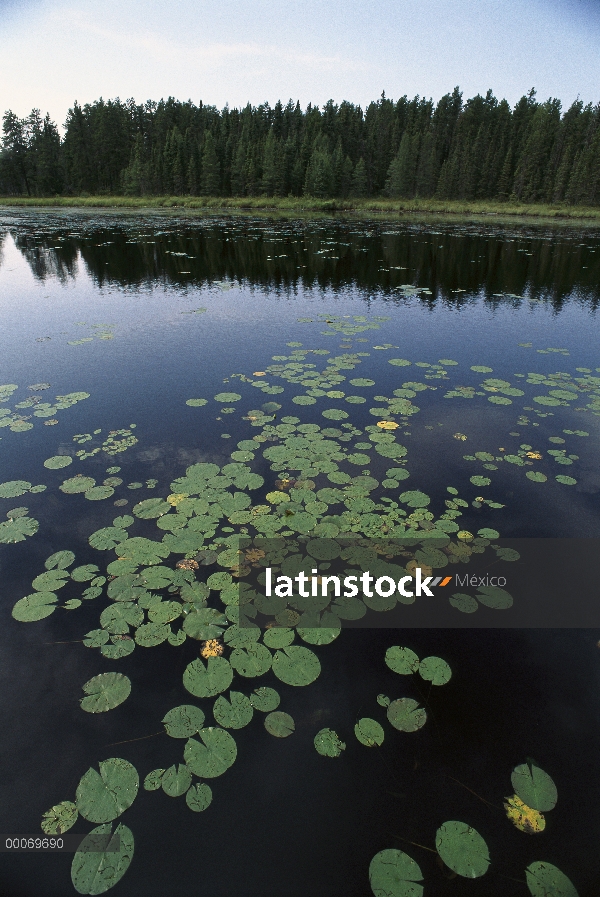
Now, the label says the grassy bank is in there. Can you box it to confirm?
[2,194,600,220]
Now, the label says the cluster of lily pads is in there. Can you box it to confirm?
[366,647,574,895]
[0,384,89,435]
[5,313,595,895]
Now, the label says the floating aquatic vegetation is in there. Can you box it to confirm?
[71,823,133,896]
[435,821,490,878]
[264,710,295,737]
[80,673,131,713]
[511,761,557,812]
[504,795,546,833]
[41,801,78,836]
[314,728,345,756]
[369,849,423,897]
[525,862,578,897]
[354,718,384,747]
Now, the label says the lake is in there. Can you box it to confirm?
[0,209,599,897]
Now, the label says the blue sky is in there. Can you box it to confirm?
[1,0,599,126]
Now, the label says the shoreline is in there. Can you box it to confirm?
[2,195,600,223]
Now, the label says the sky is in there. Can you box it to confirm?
[1,0,600,126]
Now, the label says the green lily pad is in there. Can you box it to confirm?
[263,627,295,649]
[0,480,32,498]
[132,498,171,518]
[183,657,233,698]
[45,550,76,570]
[60,476,96,494]
[511,762,557,812]
[143,769,165,791]
[214,392,242,402]
[229,642,273,677]
[399,490,430,508]
[470,476,491,487]
[0,515,39,543]
[184,727,237,777]
[264,711,295,737]
[76,758,139,823]
[314,728,345,757]
[556,475,577,485]
[526,471,547,483]
[44,455,73,469]
[134,622,170,646]
[186,398,208,406]
[525,862,578,897]
[12,591,58,621]
[80,672,131,713]
[186,783,213,812]
[162,704,206,738]
[435,821,490,878]
[41,801,78,835]
[272,645,321,686]
[418,656,452,685]
[71,564,101,582]
[71,822,134,896]
[85,486,115,501]
[162,764,192,797]
[385,646,420,675]
[355,718,385,747]
[99,603,143,634]
[213,691,254,729]
[89,527,128,550]
[369,849,423,897]
[387,698,427,732]
[32,569,69,591]
[249,687,280,712]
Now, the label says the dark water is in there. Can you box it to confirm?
[0,210,599,897]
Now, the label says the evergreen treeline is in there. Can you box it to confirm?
[2,88,600,203]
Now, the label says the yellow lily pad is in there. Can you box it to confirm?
[504,794,545,833]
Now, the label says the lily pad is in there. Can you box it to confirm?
[186,783,213,812]
[44,455,73,469]
[272,645,321,686]
[184,727,237,777]
[60,476,96,494]
[80,672,131,713]
[369,849,423,897]
[41,800,78,835]
[143,769,165,791]
[183,657,233,698]
[249,686,280,712]
[385,646,420,675]
[435,820,490,878]
[162,764,192,797]
[162,705,206,738]
[314,728,345,757]
[525,862,578,897]
[213,691,254,729]
[12,591,58,621]
[355,718,385,747]
[71,822,134,896]
[229,642,272,677]
[0,480,32,498]
[387,698,427,732]
[511,761,557,812]
[418,656,452,685]
[264,711,295,737]
[0,515,39,543]
[76,758,139,823]
[45,550,76,570]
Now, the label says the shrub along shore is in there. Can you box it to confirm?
[2,195,600,221]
